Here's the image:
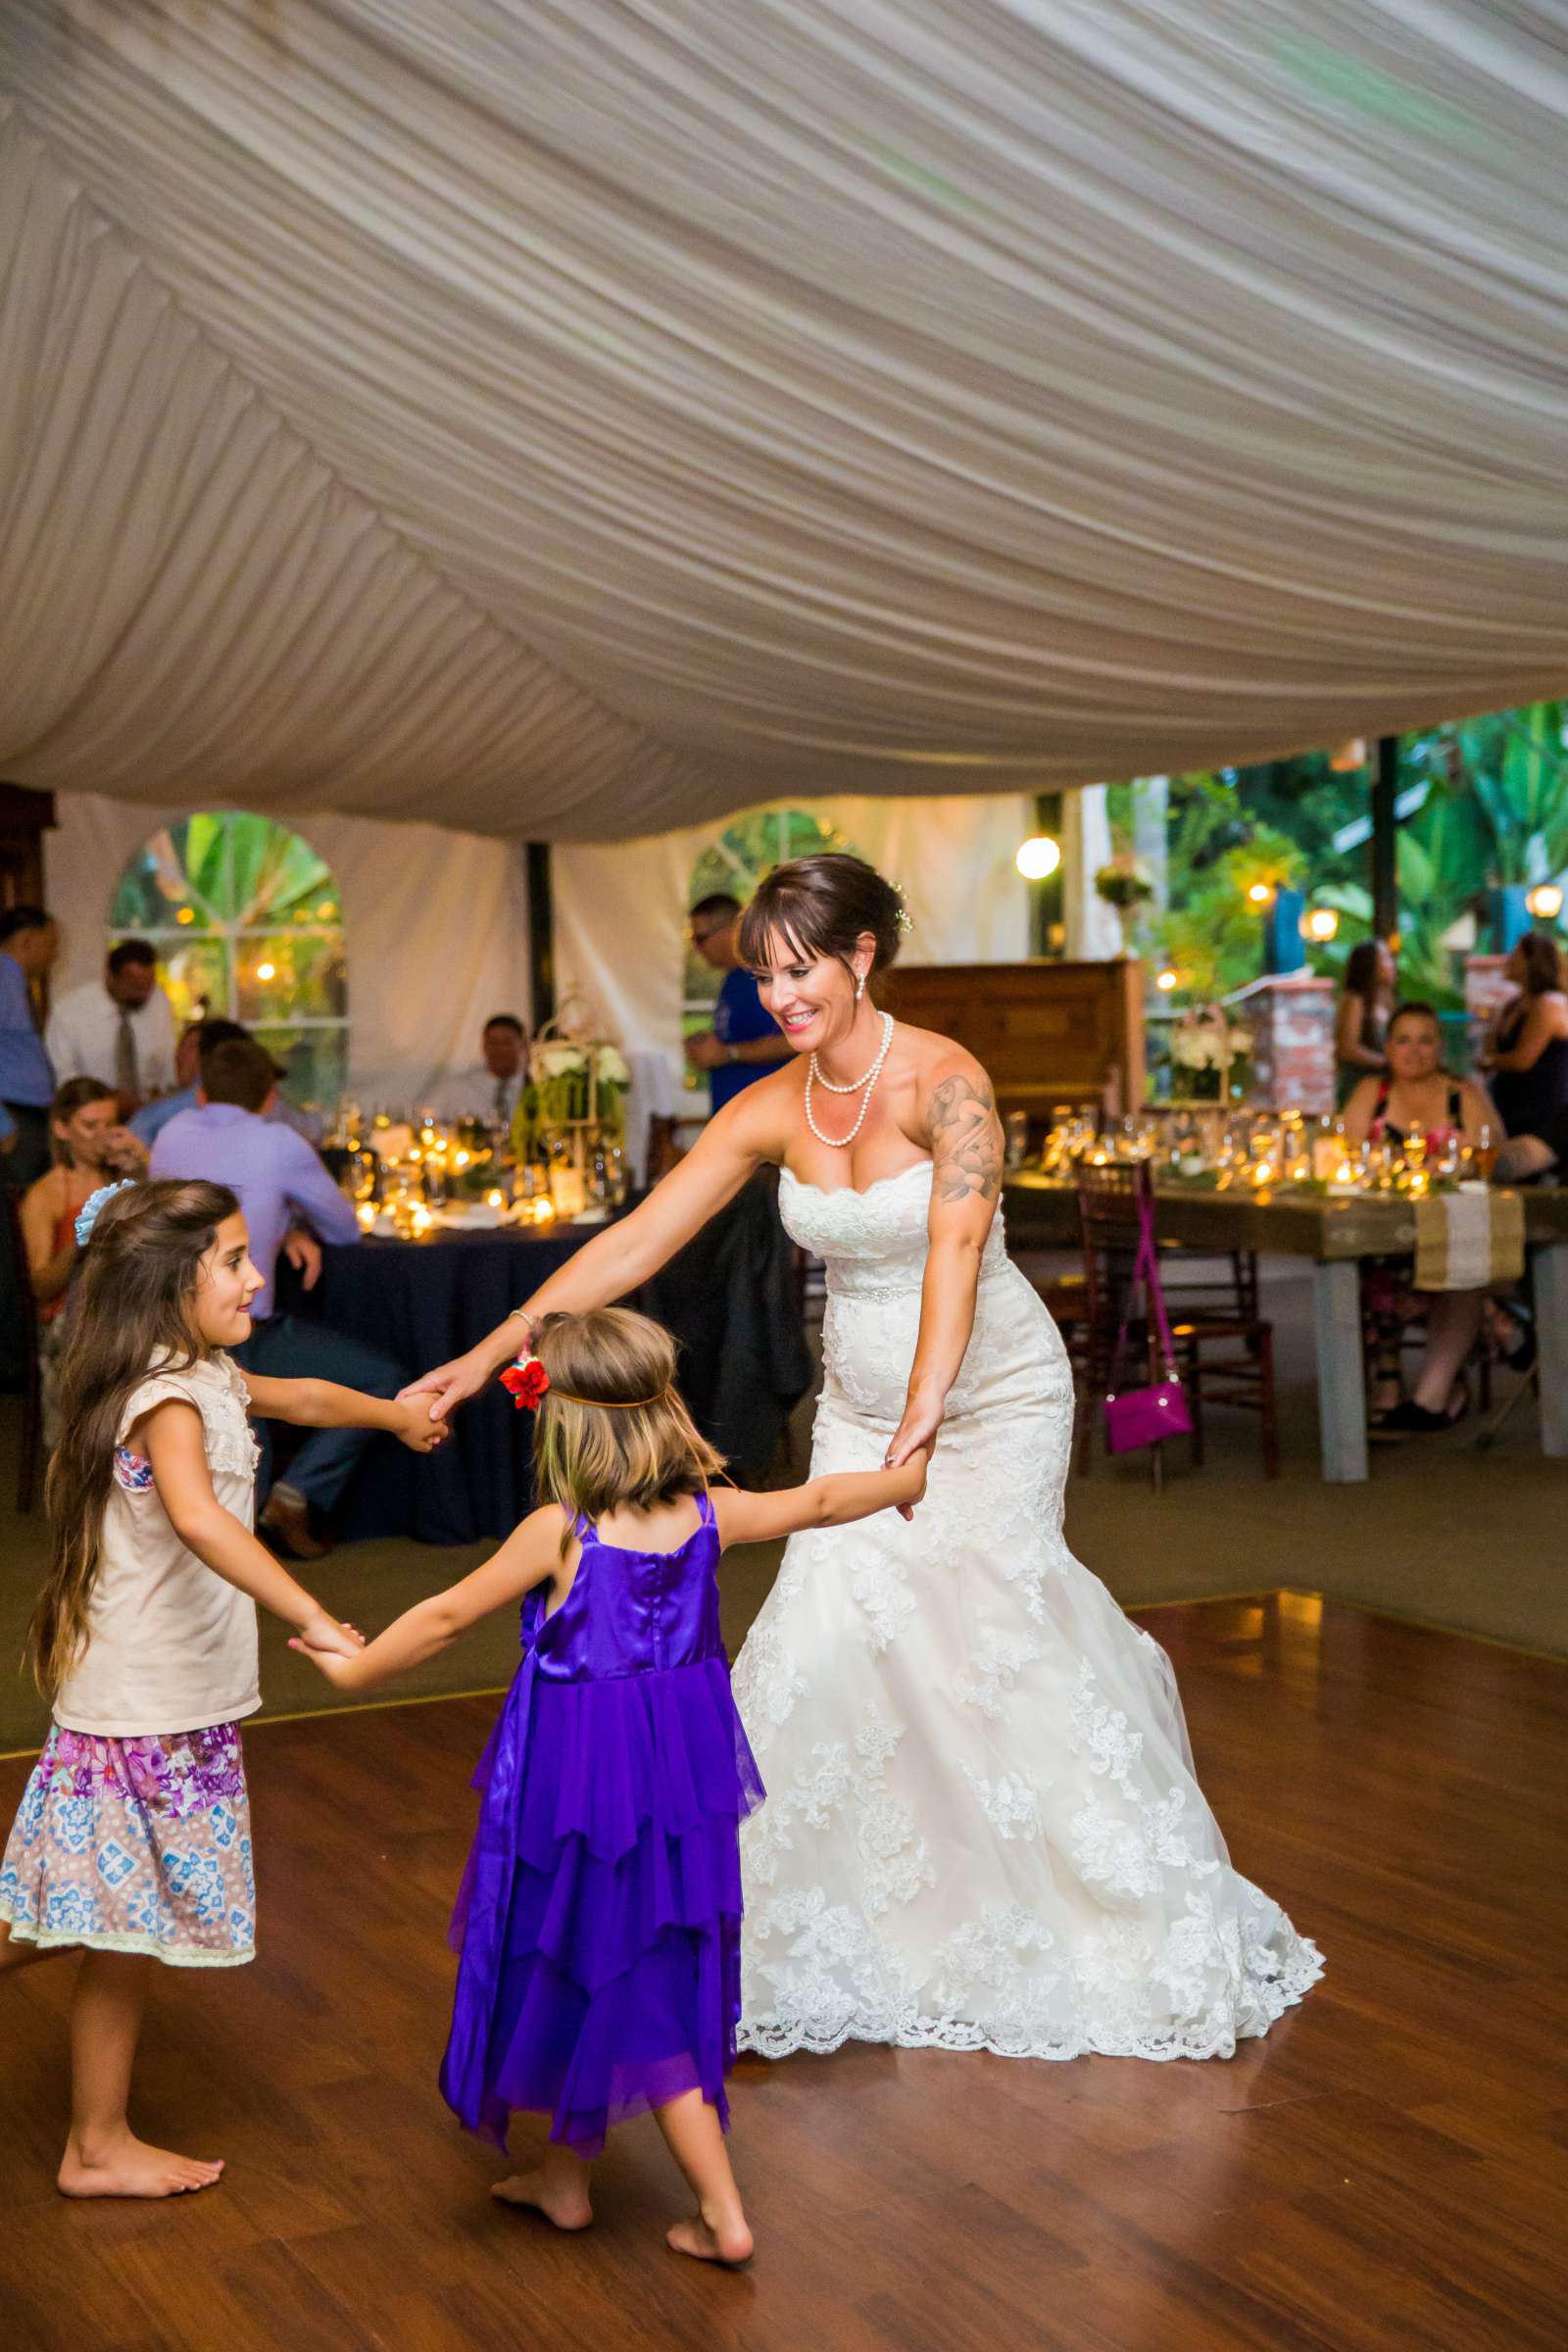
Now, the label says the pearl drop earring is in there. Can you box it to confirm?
[856,972,865,1001]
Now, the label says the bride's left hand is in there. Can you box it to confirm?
[885,1392,944,1515]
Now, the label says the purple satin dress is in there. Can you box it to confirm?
[440,1491,764,2156]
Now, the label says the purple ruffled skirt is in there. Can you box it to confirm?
[441,1655,763,2157]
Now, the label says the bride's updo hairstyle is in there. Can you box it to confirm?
[738,853,906,987]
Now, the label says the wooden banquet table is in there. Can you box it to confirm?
[1003,1172,1568,1483]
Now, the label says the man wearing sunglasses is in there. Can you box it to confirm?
[685,894,791,1111]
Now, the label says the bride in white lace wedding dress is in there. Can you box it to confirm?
[732,1158,1321,2059]
[405,853,1321,2070]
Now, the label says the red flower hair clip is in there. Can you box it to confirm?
[499,1355,551,1411]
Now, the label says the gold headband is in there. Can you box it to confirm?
[549,1385,672,1411]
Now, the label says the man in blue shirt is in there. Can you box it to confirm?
[151,1035,400,1560]
[684,894,790,1113]
[0,905,59,1182]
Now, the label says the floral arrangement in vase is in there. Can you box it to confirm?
[1168,1005,1253,1103]
[1094,853,1155,953]
[512,996,631,1186]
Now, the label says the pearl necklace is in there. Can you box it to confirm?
[805,1013,895,1148]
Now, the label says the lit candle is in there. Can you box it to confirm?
[486,1189,504,1209]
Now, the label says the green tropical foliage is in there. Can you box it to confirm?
[1113,701,1568,1009]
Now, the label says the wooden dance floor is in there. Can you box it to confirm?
[3,1593,1564,2352]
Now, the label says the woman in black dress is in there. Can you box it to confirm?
[1480,933,1568,1140]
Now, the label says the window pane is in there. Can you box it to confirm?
[110,826,213,931]
[227,814,334,928]
[253,1026,347,1113]
[158,938,231,1026]
[235,932,347,1024]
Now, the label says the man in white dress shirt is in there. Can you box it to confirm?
[45,939,176,1113]
[429,1012,529,1125]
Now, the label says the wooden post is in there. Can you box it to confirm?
[525,842,555,1030]
[1372,736,1399,945]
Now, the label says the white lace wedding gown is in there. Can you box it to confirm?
[732,1162,1322,2061]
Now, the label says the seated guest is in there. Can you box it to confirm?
[684,895,790,1109]
[429,1012,530,1126]
[131,1016,321,1146]
[1334,939,1396,1102]
[22,1077,149,1445]
[46,937,176,1113]
[150,1036,399,1559]
[1477,933,1568,1139]
[129,1016,249,1144]
[1496,1108,1568,1186]
[1344,1003,1498,1435]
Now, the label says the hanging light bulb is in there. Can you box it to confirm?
[1014,835,1061,881]
[1300,907,1340,942]
[1247,882,1273,906]
[1155,968,1179,992]
[1526,883,1563,921]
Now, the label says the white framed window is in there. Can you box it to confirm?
[110,811,347,1109]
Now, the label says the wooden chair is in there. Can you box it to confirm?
[1073,1161,1280,1485]
[4,1186,44,1513]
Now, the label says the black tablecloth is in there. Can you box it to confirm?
[292,1179,811,1544]
[294,1225,595,1544]
[640,1171,814,1482]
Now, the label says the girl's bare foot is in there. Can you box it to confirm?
[666,2201,755,2266]
[58,2131,224,2199]
[491,2169,593,2230]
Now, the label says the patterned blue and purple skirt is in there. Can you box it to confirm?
[0,1721,255,1967]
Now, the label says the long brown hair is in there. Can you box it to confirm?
[29,1179,239,1697]
[49,1075,119,1166]
[1513,931,1565,998]
[529,1309,724,1549]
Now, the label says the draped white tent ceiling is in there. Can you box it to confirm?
[3,2,1567,840]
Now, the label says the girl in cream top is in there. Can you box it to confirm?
[0,1176,446,2203]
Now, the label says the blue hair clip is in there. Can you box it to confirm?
[74,1179,138,1250]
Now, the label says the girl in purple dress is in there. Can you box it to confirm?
[296,1305,925,2265]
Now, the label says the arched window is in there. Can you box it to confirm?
[110,812,347,1110]
[683,807,857,1058]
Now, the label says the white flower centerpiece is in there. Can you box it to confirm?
[515,994,631,1214]
[1168,1005,1253,1104]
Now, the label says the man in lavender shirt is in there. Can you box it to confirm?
[151,1036,402,1559]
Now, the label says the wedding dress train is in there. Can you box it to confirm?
[732,1162,1322,2060]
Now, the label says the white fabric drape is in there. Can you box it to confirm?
[4,6,1568,836]
[49,794,530,1102]
[554,794,1032,1112]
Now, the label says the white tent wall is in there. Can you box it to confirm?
[46,795,531,1105]
[4,9,1568,830]
[554,793,1035,1077]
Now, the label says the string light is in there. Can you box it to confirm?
[256,960,276,981]
[1301,907,1340,942]
[1155,969,1178,992]
[1526,883,1563,920]
[1247,883,1273,906]
[1014,835,1061,881]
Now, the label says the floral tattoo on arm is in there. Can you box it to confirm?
[928,1072,1004,1203]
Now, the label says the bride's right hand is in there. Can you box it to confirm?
[397,1345,495,1425]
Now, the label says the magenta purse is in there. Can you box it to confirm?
[1103,1190,1193,1454]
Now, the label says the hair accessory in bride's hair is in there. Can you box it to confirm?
[499,1355,551,1411]
[894,896,913,935]
[74,1180,138,1250]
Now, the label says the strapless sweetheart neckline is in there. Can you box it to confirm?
[778,1160,932,1201]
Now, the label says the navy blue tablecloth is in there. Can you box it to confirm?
[294,1225,594,1544]
[290,1179,810,1545]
